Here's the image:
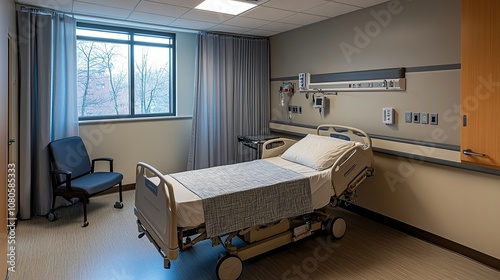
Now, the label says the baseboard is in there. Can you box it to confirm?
[97,183,135,196]
[342,203,500,271]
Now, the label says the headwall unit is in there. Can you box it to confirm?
[298,68,406,94]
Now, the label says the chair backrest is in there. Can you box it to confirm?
[48,136,92,184]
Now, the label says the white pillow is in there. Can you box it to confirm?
[281,134,355,171]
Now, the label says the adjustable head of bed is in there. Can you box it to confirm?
[316,124,372,150]
[262,124,374,198]
[315,124,374,197]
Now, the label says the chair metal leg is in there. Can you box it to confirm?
[82,200,89,227]
[114,182,124,209]
[46,193,58,222]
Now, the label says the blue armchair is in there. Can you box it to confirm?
[47,136,123,227]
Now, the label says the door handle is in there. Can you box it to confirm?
[462,149,486,157]
[8,139,15,145]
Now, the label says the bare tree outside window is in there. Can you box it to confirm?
[76,24,175,119]
[77,41,129,117]
[134,46,170,114]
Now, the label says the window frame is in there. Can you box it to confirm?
[76,22,176,120]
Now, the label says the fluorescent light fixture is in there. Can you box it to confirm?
[195,0,256,15]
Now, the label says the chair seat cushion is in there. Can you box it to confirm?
[66,172,123,195]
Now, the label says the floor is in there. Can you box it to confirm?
[9,190,500,280]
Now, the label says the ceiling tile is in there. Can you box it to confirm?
[128,11,177,25]
[135,1,190,17]
[18,0,73,12]
[333,0,389,8]
[279,13,328,26]
[181,9,234,23]
[223,16,271,29]
[145,0,204,9]
[244,29,278,37]
[304,2,360,18]
[209,24,252,34]
[259,21,300,33]
[73,1,131,18]
[241,6,296,21]
[169,18,217,30]
[77,0,140,10]
[263,0,328,12]
[18,0,394,37]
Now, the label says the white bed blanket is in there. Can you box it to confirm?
[159,157,333,228]
[170,160,312,237]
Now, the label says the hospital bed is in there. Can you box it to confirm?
[134,124,374,280]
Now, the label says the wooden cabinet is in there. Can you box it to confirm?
[460,0,500,169]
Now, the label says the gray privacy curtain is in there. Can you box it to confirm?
[187,32,270,170]
[17,10,79,219]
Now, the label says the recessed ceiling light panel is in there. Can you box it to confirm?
[195,0,257,15]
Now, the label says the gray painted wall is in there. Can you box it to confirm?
[270,0,461,145]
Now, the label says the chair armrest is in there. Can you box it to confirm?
[92,158,114,172]
[52,169,72,191]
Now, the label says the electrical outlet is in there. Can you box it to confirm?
[383,107,394,125]
[405,112,412,123]
[412,112,420,123]
[421,112,429,124]
[430,113,438,125]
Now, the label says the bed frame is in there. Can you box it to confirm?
[134,124,374,280]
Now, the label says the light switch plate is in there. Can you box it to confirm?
[421,112,429,124]
[405,112,412,123]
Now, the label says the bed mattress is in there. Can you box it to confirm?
[159,157,334,228]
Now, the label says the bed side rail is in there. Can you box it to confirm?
[261,138,297,159]
[329,143,374,196]
[316,124,372,150]
[135,162,179,262]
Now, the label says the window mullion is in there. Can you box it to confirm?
[130,35,135,116]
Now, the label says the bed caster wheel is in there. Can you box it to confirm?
[330,197,340,207]
[327,217,346,239]
[164,258,171,269]
[114,201,124,209]
[46,212,57,222]
[216,253,242,280]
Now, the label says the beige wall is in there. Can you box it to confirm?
[270,0,461,145]
[270,0,500,260]
[80,31,196,184]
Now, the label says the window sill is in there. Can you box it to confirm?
[78,115,192,125]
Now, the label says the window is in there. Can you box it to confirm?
[76,23,175,119]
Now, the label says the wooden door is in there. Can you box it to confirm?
[460,0,500,169]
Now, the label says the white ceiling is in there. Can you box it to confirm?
[15,0,389,37]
